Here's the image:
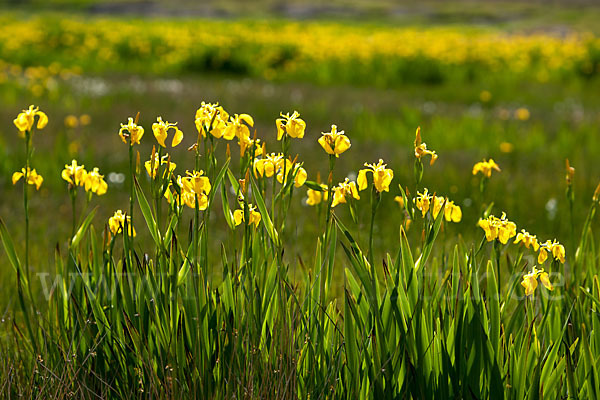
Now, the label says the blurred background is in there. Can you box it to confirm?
[0,0,599,289]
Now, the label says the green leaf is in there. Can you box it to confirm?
[250,175,279,246]
[134,177,160,246]
[71,206,98,248]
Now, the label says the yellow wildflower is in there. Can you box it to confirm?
[233,205,262,228]
[181,170,211,197]
[414,127,438,165]
[318,125,351,157]
[414,189,433,217]
[194,102,229,139]
[472,159,501,178]
[478,212,517,244]
[152,116,183,148]
[306,184,328,206]
[521,266,553,297]
[84,167,108,196]
[239,136,263,157]
[277,161,307,188]
[12,167,43,190]
[331,178,360,207]
[61,159,87,187]
[221,113,253,141]
[253,153,285,178]
[538,240,566,264]
[14,105,48,134]
[514,229,540,251]
[118,117,144,145]
[357,159,394,193]
[145,153,176,179]
[108,210,136,237]
[276,111,306,140]
[515,107,530,121]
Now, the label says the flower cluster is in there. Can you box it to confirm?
[12,167,44,190]
[165,170,212,210]
[108,210,136,237]
[61,159,108,196]
[521,266,554,297]
[414,189,462,223]
[478,212,517,244]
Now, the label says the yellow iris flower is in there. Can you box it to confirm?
[84,167,108,196]
[306,184,328,206]
[118,117,144,145]
[145,153,176,179]
[108,210,136,237]
[414,127,438,165]
[222,113,254,141]
[233,205,262,228]
[432,196,462,223]
[181,170,212,197]
[61,159,87,186]
[318,125,351,157]
[472,159,501,178]
[276,161,307,188]
[414,189,433,217]
[331,178,360,207]
[12,167,43,190]
[538,239,566,264]
[514,229,540,251]
[357,159,394,193]
[521,266,553,297]
[276,111,306,140]
[195,102,229,139]
[478,212,517,244]
[238,136,263,157]
[253,153,285,178]
[164,175,210,211]
[152,117,183,148]
[14,105,48,133]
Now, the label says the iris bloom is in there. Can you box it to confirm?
[108,210,136,237]
[414,189,433,217]
[478,212,517,244]
[514,229,540,251]
[224,113,254,141]
[152,117,183,148]
[164,175,209,211]
[276,111,305,140]
[414,127,437,165]
[61,159,87,187]
[195,102,229,139]
[145,153,176,179]
[521,266,553,297]
[277,162,307,188]
[84,168,108,196]
[431,196,462,223]
[318,125,351,157]
[306,184,328,206]
[182,170,212,197]
[239,136,263,157]
[119,117,144,145]
[357,159,394,193]
[253,153,285,178]
[472,159,501,178]
[12,167,43,190]
[233,205,262,228]
[331,178,360,207]
[14,105,48,134]
[538,239,565,264]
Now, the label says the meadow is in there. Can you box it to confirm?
[1,5,600,398]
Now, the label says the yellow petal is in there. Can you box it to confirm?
[539,272,554,291]
[357,169,369,191]
[12,171,23,185]
[172,127,183,147]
